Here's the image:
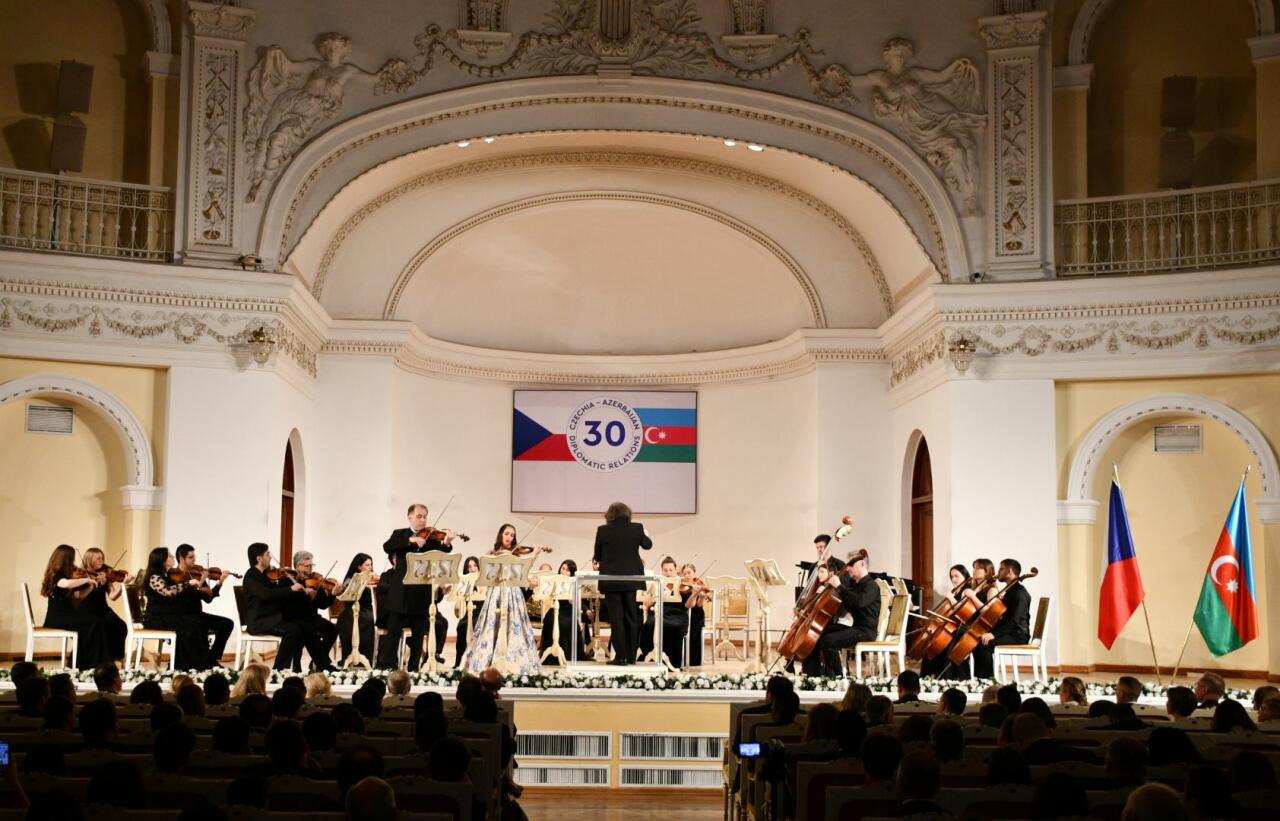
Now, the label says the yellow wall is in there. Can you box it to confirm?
[0,356,165,656]
[1087,0,1257,195]
[1055,375,1280,676]
[0,0,151,181]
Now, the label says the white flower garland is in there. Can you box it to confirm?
[0,667,1255,702]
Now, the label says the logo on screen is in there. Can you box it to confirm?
[566,396,644,472]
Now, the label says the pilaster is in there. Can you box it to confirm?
[1249,34,1280,179]
[178,2,257,266]
[979,11,1050,280]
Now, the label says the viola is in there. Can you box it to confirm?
[776,515,855,662]
[944,567,1039,668]
[264,567,298,583]
[416,527,469,543]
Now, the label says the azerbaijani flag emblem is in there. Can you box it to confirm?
[1192,478,1259,657]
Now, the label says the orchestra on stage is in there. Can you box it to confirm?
[36,505,1034,679]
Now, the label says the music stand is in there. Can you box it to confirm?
[452,570,480,655]
[403,550,461,675]
[536,573,575,666]
[337,571,375,669]
[475,553,536,676]
[744,559,787,673]
[642,576,681,671]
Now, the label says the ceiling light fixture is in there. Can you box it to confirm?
[747,143,764,152]
[723,139,737,147]
[457,140,471,148]
[482,137,496,144]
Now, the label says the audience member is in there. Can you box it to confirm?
[897,714,933,745]
[281,675,307,695]
[47,672,75,704]
[345,775,397,821]
[78,698,119,749]
[1260,696,1280,723]
[259,719,319,778]
[802,702,839,743]
[1165,686,1196,719]
[336,745,384,800]
[427,736,472,781]
[936,687,966,717]
[150,701,185,731]
[1184,765,1239,819]
[1105,736,1148,787]
[930,718,964,763]
[414,709,449,753]
[1017,714,1092,765]
[1058,676,1088,707]
[352,683,384,719]
[455,674,483,710]
[414,691,444,717]
[93,662,123,696]
[859,732,903,787]
[835,710,867,759]
[272,685,305,719]
[1121,782,1188,821]
[231,664,269,699]
[203,672,231,706]
[238,693,273,730]
[995,684,1022,715]
[895,670,921,704]
[130,679,163,706]
[1251,684,1279,711]
[1087,699,1116,720]
[1229,749,1277,792]
[306,671,332,700]
[1192,672,1225,711]
[331,703,367,736]
[16,676,50,718]
[1019,697,1056,729]
[978,702,1008,730]
[41,695,76,732]
[865,695,894,727]
[1212,699,1257,733]
[1030,772,1090,820]
[839,681,872,713]
[480,666,504,698]
[176,683,206,718]
[154,721,197,773]
[769,689,802,726]
[170,674,195,695]
[980,684,1000,705]
[896,750,945,815]
[303,710,339,753]
[86,760,146,808]
[1115,675,1143,705]
[387,669,412,697]
[212,715,251,754]
[986,746,1031,786]
[1146,726,1200,766]
[10,660,40,687]
[1107,703,1148,731]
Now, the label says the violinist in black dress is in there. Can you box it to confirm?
[40,544,111,669]
[79,547,128,663]
[142,546,222,670]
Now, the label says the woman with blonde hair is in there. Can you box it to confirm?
[305,671,332,700]
[840,681,873,713]
[1059,676,1088,707]
[170,674,195,695]
[81,547,129,663]
[231,663,270,699]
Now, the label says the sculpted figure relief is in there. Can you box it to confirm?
[848,39,985,215]
[243,33,412,202]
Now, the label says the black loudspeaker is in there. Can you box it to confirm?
[1159,132,1194,189]
[56,60,93,115]
[50,114,87,173]
[1161,75,1196,129]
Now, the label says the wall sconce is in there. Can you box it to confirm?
[247,325,275,364]
[948,334,977,374]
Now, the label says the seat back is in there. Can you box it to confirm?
[1030,596,1052,645]
[873,579,893,638]
[883,593,910,641]
[124,585,146,624]
[22,582,37,631]
[233,585,250,628]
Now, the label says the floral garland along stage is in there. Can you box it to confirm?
[0,668,1255,703]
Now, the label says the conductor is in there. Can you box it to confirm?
[592,501,653,666]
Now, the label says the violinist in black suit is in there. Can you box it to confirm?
[377,503,455,671]
[971,558,1031,679]
[242,543,333,671]
[592,501,653,666]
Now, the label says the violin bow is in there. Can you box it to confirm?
[513,518,545,551]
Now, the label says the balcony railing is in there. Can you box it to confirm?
[0,167,173,262]
[1054,178,1280,276]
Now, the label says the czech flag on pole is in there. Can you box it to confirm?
[1193,478,1259,657]
[1098,481,1147,650]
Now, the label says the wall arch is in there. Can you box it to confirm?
[0,374,160,509]
[130,0,172,54]
[253,76,970,283]
[900,428,929,578]
[1068,0,1274,65]
[1059,394,1280,524]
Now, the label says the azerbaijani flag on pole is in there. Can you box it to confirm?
[1192,478,1259,657]
[1098,480,1146,650]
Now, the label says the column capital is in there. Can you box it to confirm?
[1053,63,1094,91]
[978,10,1047,50]
[1249,33,1280,63]
[142,50,180,78]
[189,1,256,41]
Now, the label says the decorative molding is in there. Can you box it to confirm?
[726,0,768,36]
[271,90,960,285]
[453,30,513,60]
[1248,33,1280,62]
[460,0,509,31]
[131,0,172,54]
[312,150,896,317]
[144,51,180,79]
[190,45,238,247]
[888,329,945,387]
[1060,394,1280,524]
[977,11,1046,49]
[381,190,827,327]
[119,484,164,511]
[1069,0,1274,66]
[0,374,157,492]
[242,34,414,202]
[1052,63,1093,90]
[188,1,256,40]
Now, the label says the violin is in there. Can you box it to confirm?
[509,544,551,557]
[301,572,339,593]
[416,527,469,543]
[264,567,298,583]
[944,567,1039,668]
[169,564,242,584]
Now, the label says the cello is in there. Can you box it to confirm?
[906,576,995,662]
[775,516,854,662]
[944,566,1038,669]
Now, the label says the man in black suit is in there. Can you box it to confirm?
[972,558,1031,679]
[242,542,332,671]
[281,550,339,671]
[802,550,881,677]
[377,503,455,671]
[592,501,653,666]
[174,543,234,669]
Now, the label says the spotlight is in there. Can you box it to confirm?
[971,271,985,282]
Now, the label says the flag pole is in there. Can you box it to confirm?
[1172,464,1252,680]
[1115,464,1162,686]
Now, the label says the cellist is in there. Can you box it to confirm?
[801,549,880,677]
[971,558,1032,678]
[920,558,996,678]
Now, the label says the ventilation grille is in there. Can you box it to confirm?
[514,765,610,787]
[26,404,74,435]
[516,732,610,759]
[620,732,727,760]
[1154,424,1202,453]
[619,766,723,788]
